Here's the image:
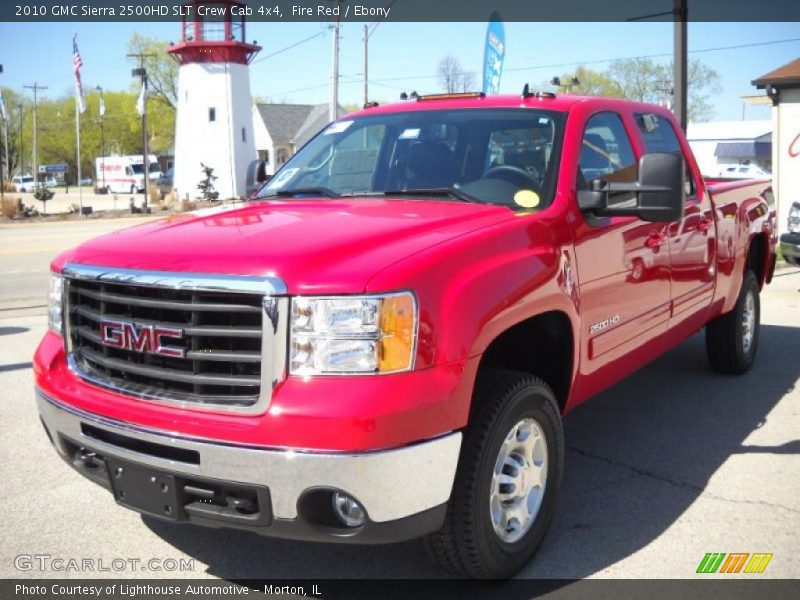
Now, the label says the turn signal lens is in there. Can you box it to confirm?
[378,294,416,372]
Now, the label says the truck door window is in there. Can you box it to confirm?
[578,112,637,205]
[635,112,696,197]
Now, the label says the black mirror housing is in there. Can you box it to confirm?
[578,152,685,223]
[635,152,685,222]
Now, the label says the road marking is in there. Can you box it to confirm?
[0,247,70,255]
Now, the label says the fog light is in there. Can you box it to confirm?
[331,492,366,528]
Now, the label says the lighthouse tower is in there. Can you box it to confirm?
[168,0,261,200]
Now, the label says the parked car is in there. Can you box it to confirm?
[12,175,35,192]
[717,164,771,179]
[80,177,93,187]
[35,93,776,579]
[44,176,58,188]
[779,201,800,266]
[157,167,173,199]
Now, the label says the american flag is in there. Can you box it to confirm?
[73,34,86,113]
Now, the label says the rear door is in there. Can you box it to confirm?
[572,110,671,377]
[634,112,716,327]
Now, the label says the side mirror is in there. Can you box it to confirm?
[577,152,685,222]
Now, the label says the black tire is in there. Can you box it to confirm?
[706,270,760,374]
[425,370,564,579]
[130,184,137,195]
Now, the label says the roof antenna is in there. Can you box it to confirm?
[521,83,533,99]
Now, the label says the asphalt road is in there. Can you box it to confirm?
[0,217,798,580]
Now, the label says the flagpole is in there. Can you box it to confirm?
[76,91,83,216]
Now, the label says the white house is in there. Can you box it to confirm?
[686,121,772,177]
[752,57,800,236]
[252,103,346,175]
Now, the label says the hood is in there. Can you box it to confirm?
[58,198,515,294]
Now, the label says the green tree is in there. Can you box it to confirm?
[607,57,721,122]
[0,87,31,176]
[127,33,179,108]
[10,88,174,184]
[553,66,624,97]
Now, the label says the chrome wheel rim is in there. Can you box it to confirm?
[742,289,756,354]
[490,418,548,543]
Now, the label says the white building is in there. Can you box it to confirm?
[168,0,261,200]
[252,103,346,176]
[686,121,772,178]
[753,57,800,236]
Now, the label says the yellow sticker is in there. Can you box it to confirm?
[514,189,540,208]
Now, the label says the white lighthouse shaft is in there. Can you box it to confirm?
[173,61,257,201]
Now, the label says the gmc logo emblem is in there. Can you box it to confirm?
[99,319,185,358]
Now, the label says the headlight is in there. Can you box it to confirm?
[290,292,417,375]
[48,273,64,336]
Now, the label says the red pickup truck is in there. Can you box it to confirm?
[35,92,776,578]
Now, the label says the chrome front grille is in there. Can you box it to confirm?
[62,264,287,414]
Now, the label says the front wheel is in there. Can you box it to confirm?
[705,270,760,374]
[425,370,564,579]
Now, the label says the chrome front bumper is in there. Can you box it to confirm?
[36,390,461,524]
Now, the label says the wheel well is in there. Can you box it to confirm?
[477,311,574,413]
[747,234,768,287]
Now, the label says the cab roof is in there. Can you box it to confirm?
[345,92,597,119]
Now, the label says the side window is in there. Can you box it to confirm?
[635,112,696,197]
[578,112,637,190]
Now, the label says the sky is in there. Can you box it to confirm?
[0,20,798,122]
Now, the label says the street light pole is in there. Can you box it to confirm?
[128,53,154,213]
[96,85,105,191]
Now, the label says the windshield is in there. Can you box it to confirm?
[257,108,565,210]
[130,164,160,175]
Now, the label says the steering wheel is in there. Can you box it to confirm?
[482,164,541,188]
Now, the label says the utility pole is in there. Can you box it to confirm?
[23,82,48,186]
[363,25,369,106]
[330,0,341,123]
[18,105,24,176]
[673,0,688,131]
[0,63,4,206]
[128,53,155,213]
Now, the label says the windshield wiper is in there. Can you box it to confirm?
[261,187,340,199]
[381,187,480,203]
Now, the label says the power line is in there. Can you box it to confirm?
[251,31,327,65]
[357,36,800,86]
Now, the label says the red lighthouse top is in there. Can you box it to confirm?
[167,0,261,65]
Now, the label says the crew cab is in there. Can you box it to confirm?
[35,92,776,578]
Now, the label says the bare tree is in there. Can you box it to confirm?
[437,56,477,93]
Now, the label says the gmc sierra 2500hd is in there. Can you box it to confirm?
[35,91,776,578]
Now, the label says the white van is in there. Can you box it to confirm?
[94,155,161,194]
[12,175,35,192]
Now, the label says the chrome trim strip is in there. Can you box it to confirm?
[62,263,287,296]
[61,262,288,415]
[37,389,462,522]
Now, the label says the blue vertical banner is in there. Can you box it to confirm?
[482,12,505,95]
